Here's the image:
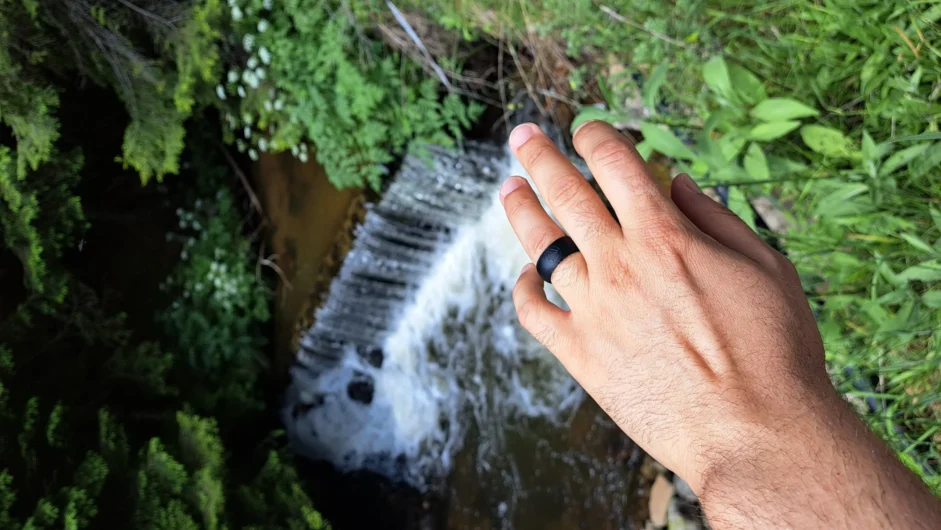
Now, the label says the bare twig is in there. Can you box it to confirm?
[537,88,581,108]
[506,40,546,115]
[600,5,693,50]
[498,29,509,133]
[117,0,176,28]
[261,253,294,291]
[386,1,452,90]
[894,25,920,58]
[219,144,266,220]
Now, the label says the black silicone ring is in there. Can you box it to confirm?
[536,236,580,283]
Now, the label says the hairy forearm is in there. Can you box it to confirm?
[699,394,941,529]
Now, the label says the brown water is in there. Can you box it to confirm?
[255,152,362,376]
[255,152,652,529]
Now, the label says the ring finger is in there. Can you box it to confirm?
[500,176,588,298]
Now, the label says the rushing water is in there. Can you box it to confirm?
[283,134,648,528]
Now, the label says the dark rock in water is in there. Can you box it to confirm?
[347,378,375,405]
[359,345,384,368]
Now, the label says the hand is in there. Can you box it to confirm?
[500,120,941,528]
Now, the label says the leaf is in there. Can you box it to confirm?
[887,132,941,143]
[718,134,746,162]
[748,121,801,142]
[642,63,669,112]
[640,122,696,160]
[931,208,941,232]
[743,143,770,180]
[879,143,930,176]
[813,183,872,217]
[911,142,941,180]
[898,260,941,283]
[570,106,629,132]
[862,131,877,162]
[728,64,766,105]
[800,125,857,158]
[635,141,653,161]
[900,234,938,256]
[703,56,734,102]
[923,291,941,308]
[727,187,756,230]
[750,98,819,122]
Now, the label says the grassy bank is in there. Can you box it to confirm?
[395,0,941,492]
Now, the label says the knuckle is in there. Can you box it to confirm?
[526,224,561,256]
[548,174,583,209]
[590,137,634,172]
[504,190,536,219]
[768,251,799,278]
[550,255,583,288]
[523,142,554,169]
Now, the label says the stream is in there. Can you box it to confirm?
[257,134,655,529]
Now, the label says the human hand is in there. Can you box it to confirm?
[500,120,940,528]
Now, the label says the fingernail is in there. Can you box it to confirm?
[572,119,596,138]
[509,123,537,150]
[677,174,703,194]
[499,176,526,202]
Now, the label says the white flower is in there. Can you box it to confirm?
[259,46,271,65]
[255,67,265,80]
[244,71,259,89]
[257,20,269,33]
[299,151,309,163]
[263,0,272,9]
[273,98,284,111]
[263,100,273,111]
[258,138,268,151]
[228,0,237,7]
[216,85,226,100]
[247,56,259,69]
[242,34,254,51]
[237,85,246,98]
[291,145,299,156]
[249,148,259,161]
[227,70,239,83]
[243,113,253,124]
[231,6,242,21]
[243,126,251,138]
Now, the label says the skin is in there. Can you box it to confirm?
[499,120,941,528]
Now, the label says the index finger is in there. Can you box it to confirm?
[572,120,685,234]
[509,123,620,252]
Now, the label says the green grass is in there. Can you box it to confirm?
[396,0,941,493]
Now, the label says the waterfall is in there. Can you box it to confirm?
[283,136,590,489]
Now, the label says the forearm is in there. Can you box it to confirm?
[699,394,941,529]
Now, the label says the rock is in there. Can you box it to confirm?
[674,476,698,503]
[649,474,674,528]
[668,500,700,530]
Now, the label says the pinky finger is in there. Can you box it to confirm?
[513,263,570,351]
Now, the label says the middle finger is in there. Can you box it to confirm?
[509,123,620,253]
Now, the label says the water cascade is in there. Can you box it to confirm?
[283,135,647,527]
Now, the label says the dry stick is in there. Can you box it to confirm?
[506,39,547,116]
[893,25,920,58]
[386,1,452,90]
[220,144,266,221]
[599,5,693,50]
[497,29,510,134]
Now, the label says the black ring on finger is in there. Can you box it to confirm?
[536,236,580,283]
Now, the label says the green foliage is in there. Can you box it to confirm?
[218,0,483,189]
[0,146,85,314]
[160,185,270,415]
[414,0,941,492]
[1,347,327,528]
